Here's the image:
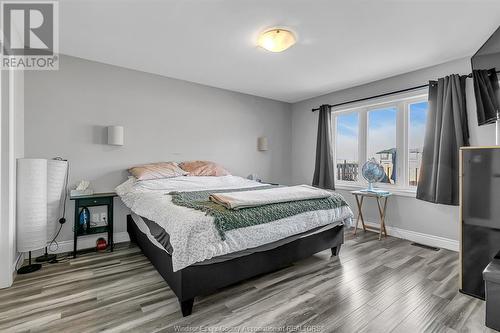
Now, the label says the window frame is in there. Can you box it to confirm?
[331,89,428,196]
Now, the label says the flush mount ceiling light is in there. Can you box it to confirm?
[257,28,296,53]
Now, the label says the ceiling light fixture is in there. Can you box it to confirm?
[257,28,296,53]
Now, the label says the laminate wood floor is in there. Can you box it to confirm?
[0,230,494,333]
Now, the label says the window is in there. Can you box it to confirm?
[335,113,359,182]
[368,107,397,184]
[408,101,428,186]
[332,92,429,192]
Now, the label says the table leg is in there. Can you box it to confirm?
[359,196,366,232]
[108,201,114,252]
[376,197,389,240]
[354,195,366,235]
[354,195,359,235]
[74,203,79,258]
[376,197,383,240]
[382,197,388,236]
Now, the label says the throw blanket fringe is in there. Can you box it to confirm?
[169,186,348,240]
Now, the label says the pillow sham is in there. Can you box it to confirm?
[128,162,187,180]
[178,160,231,177]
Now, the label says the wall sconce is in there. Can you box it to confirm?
[107,126,124,146]
[257,136,268,151]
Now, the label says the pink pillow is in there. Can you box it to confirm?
[128,162,187,180]
[179,161,231,176]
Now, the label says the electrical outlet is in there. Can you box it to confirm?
[100,213,107,223]
[92,214,100,223]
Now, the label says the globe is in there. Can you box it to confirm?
[361,158,385,191]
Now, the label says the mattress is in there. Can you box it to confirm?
[116,175,353,271]
[131,213,344,266]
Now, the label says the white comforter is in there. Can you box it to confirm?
[116,175,353,271]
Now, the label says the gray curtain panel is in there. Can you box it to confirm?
[473,69,500,126]
[312,104,335,190]
[416,75,469,205]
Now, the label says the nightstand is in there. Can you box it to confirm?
[70,192,117,258]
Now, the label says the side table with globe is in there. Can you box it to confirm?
[352,158,392,240]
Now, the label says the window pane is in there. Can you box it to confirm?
[408,101,428,186]
[368,107,397,184]
[336,113,358,182]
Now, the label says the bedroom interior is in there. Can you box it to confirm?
[1,0,500,332]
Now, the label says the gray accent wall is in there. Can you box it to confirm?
[23,55,497,250]
[290,57,496,243]
[24,55,292,243]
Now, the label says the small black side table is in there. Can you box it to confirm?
[70,192,117,258]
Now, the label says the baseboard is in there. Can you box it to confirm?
[29,232,130,257]
[10,252,24,284]
[359,221,459,252]
[14,253,24,271]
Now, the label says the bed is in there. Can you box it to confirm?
[117,175,353,316]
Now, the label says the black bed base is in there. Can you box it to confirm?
[127,215,344,316]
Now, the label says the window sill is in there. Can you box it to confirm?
[334,183,417,198]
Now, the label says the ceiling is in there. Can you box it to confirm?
[60,0,500,103]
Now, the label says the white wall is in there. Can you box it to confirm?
[290,57,496,247]
[0,69,24,288]
[24,55,292,246]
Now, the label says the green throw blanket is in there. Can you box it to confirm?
[169,186,348,240]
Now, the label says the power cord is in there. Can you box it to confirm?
[48,158,70,260]
[48,223,63,253]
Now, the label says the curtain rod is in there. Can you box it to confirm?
[311,69,500,112]
[311,84,428,112]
